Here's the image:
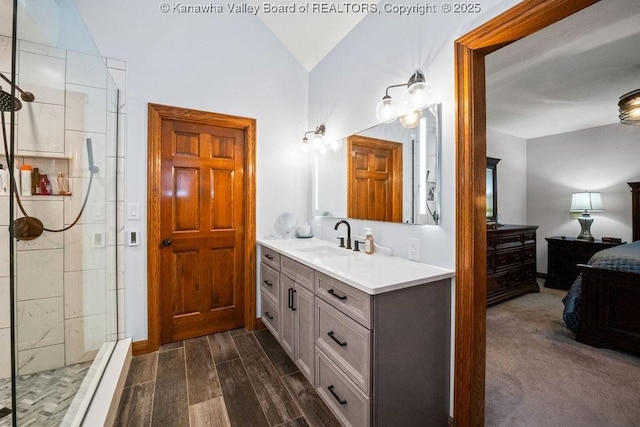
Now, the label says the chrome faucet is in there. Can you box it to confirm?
[334,220,352,249]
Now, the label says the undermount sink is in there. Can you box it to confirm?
[297,246,352,258]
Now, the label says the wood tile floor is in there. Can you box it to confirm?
[115,328,341,427]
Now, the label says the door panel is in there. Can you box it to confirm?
[159,118,246,344]
[347,135,402,223]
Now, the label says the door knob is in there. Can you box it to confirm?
[162,239,172,247]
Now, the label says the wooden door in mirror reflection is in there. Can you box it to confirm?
[347,135,402,223]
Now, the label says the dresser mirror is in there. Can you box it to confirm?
[486,157,500,224]
[312,103,441,225]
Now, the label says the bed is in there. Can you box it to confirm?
[562,182,640,355]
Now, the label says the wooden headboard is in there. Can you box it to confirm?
[629,182,640,241]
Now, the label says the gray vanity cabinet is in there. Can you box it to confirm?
[258,243,451,427]
[280,274,315,383]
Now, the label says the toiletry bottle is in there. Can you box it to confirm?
[32,167,40,194]
[56,172,69,195]
[0,164,7,194]
[20,164,32,197]
[39,174,52,195]
[364,228,375,254]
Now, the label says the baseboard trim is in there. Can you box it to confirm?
[132,340,150,356]
[537,272,547,279]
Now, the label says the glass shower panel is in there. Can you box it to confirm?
[0,0,123,425]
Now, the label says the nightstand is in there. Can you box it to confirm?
[544,236,626,290]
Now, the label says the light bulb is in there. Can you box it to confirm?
[399,109,421,128]
[301,137,310,153]
[375,96,396,123]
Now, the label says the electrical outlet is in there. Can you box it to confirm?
[408,238,420,261]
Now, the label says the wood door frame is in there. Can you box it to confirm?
[347,134,403,222]
[453,0,599,424]
[147,103,256,353]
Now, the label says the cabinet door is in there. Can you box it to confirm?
[295,285,315,384]
[280,275,295,359]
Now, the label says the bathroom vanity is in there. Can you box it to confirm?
[257,237,454,426]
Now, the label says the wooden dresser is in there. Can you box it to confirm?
[487,224,539,305]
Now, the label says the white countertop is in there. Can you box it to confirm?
[257,237,454,295]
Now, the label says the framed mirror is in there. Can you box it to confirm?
[486,157,500,224]
[312,103,441,225]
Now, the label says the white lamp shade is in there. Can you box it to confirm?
[570,192,604,212]
[375,98,397,123]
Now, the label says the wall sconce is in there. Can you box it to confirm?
[302,124,325,153]
[619,89,640,124]
[301,124,341,154]
[375,69,429,125]
[570,191,604,241]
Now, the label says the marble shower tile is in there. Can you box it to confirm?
[106,58,126,71]
[64,177,106,226]
[64,269,106,319]
[64,224,106,272]
[18,40,66,59]
[66,51,107,89]
[106,157,124,202]
[106,289,118,337]
[17,248,64,301]
[18,50,66,105]
[16,102,65,155]
[0,195,8,225]
[106,112,126,158]
[64,314,106,365]
[0,328,11,379]
[65,130,106,179]
[117,288,125,338]
[0,227,8,277]
[106,201,124,247]
[0,35,10,74]
[106,244,124,291]
[16,198,64,251]
[0,277,9,329]
[17,343,65,375]
[107,68,126,113]
[17,296,64,351]
[65,84,107,133]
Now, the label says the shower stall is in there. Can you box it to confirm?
[1,0,126,425]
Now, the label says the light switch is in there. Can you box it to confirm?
[128,203,140,220]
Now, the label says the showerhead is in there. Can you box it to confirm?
[0,88,23,112]
[0,73,35,109]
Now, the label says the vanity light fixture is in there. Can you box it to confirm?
[375,69,429,124]
[302,124,325,152]
[619,88,640,124]
[301,124,341,154]
[570,191,604,241]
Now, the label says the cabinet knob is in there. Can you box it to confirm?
[162,239,172,247]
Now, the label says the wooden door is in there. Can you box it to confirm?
[158,113,246,343]
[347,135,402,223]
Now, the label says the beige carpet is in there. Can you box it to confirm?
[486,285,640,427]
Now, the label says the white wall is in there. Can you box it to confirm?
[72,0,310,341]
[528,123,640,273]
[487,128,528,225]
[307,0,521,267]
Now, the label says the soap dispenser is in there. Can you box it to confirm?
[364,228,375,254]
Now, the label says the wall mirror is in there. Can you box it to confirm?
[486,157,500,224]
[312,103,441,225]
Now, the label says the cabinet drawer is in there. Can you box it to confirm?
[316,298,370,394]
[260,263,280,302]
[495,247,525,270]
[495,232,523,247]
[261,295,280,340]
[281,256,314,291]
[261,246,281,270]
[316,349,370,427]
[316,272,371,328]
